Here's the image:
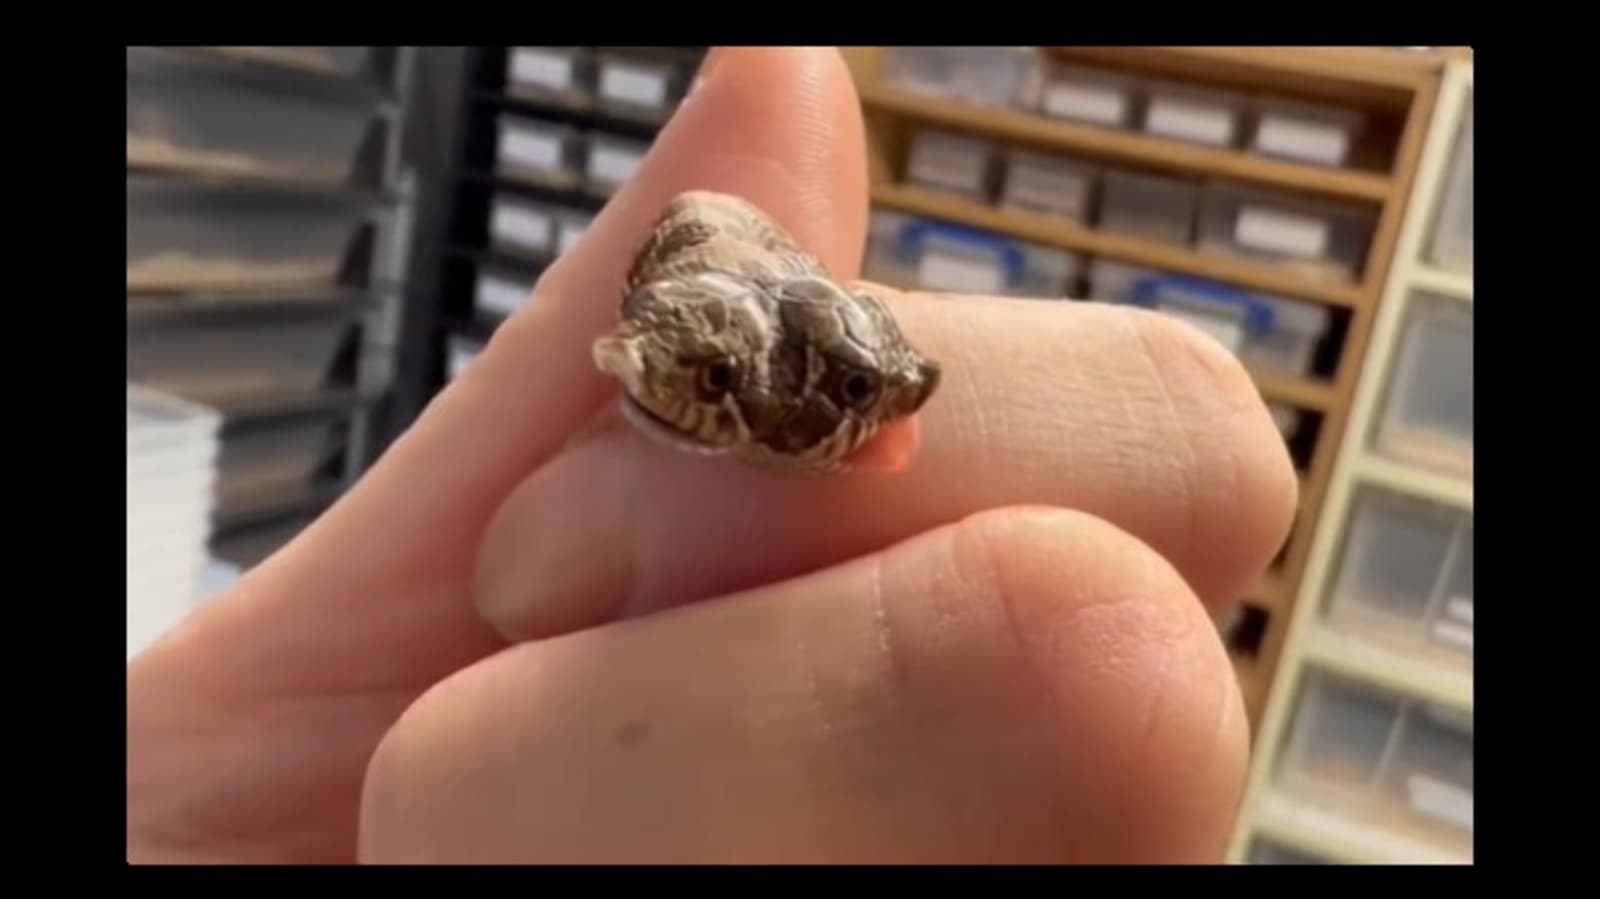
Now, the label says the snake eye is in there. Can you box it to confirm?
[840,371,879,408]
[698,358,738,397]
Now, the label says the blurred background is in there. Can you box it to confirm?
[125,46,1474,864]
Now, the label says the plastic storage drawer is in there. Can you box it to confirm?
[1098,171,1198,246]
[1120,274,1275,354]
[1034,63,1139,128]
[880,47,1036,108]
[217,418,341,508]
[1141,81,1244,147]
[489,195,592,259]
[865,210,1080,297]
[1249,97,1365,167]
[1085,257,1163,302]
[1240,293,1332,377]
[476,269,534,318]
[127,49,375,183]
[495,116,585,189]
[906,129,998,200]
[1324,484,1473,665]
[1427,94,1473,274]
[1276,669,1473,859]
[1372,291,1473,475]
[585,133,650,194]
[506,46,594,104]
[127,313,352,406]
[594,51,689,116]
[1000,149,1098,222]
[1198,181,1375,284]
[127,178,367,294]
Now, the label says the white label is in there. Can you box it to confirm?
[1256,115,1350,165]
[501,127,561,172]
[918,252,1003,294]
[1445,597,1473,624]
[477,276,530,316]
[510,48,573,92]
[1042,82,1125,125]
[558,220,589,255]
[1430,618,1474,651]
[600,61,668,108]
[1235,206,1329,259]
[1407,774,1473,830]
[490,205,553,251]
[1146,96,1236,146]
[589,144,643,184]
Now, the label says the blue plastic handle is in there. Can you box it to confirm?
[896,219,1028,280]
[1127,274,1278,334]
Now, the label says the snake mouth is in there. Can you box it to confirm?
[621,395,728,456]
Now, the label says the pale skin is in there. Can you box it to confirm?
[126,47,1299,863]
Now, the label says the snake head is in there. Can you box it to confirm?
[594,270,940,473]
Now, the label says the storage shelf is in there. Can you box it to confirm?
[125,161,399,204]
[1409,264,1473,302]
[217,387,376,430]
[863,86,1393,203]
[213,478,345,535]
[484,88,671,135]
[1250,368,1336,412]
[125,286,380,318]
[1302,625,1472,713]
[1254,791,1467,865]
[1354,452,1472,509]
[1053,47,1435,97]
[872,183,1367,308]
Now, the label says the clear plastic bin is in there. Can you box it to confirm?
[1000,149,1098,222]
[1085,257,1163,302]
[864,210,1079,297]
[594,51,688,115]
[1141,80,1244,147]
[1240,293,1332,377]
[1119,274,1275,354]
[1249,97,1364,167]
[507,46,593,103]
[880,46,1037,108]
[584,133,650,194]
[1427,94,1473,274]
[218,418,341,507]
[127,178,367,294]
[1098,170,1198,246]
[905,129,998,200]
[556,209,593,256]
[476,270,534,318]
[1197,181,1375,284]
[1276,669,1473,857]
[1034,63,1139,128]
[127,313,353,406]
[495,116,585,189]
[1372,291,1473,475]
[448,336,483,380]
[1324,483,1473,664]
[127,49,375,183]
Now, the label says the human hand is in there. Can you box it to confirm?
[127,47,1298,864]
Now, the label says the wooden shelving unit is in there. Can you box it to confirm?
[842,46,1451,726]
[1228,59,1473,865]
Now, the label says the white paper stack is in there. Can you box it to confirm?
[127,383,221,661]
